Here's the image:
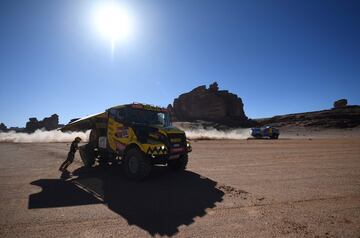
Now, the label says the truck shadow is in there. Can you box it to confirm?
[28,166,224,236]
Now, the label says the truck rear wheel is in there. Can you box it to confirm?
[123,148,151,180]
[79,143,96,168]
[168,154,188,171]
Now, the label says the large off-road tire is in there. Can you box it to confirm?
[123,148,151,180]
[270,134,279,139]
[79,143,96,168]
[168,154,188,171]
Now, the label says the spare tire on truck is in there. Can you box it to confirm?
[79,143,96,168]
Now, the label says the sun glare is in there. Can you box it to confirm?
[93,2,134,55]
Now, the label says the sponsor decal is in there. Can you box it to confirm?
[170,138,182,143]
[98,137,107,149]
[115,126,129,138]
[169,154,180,160]
[170,147,185,154]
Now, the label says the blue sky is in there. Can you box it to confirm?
[0,0,359,127]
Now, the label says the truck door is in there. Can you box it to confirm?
[107,108,129,154]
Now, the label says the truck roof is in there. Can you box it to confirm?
[61,103,168,132]
[110,103,168,112]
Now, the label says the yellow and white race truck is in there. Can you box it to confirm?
[61,103,192,180]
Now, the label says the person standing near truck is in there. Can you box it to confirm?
[59,137,82,172]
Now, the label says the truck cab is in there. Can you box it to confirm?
[62,103,192,180]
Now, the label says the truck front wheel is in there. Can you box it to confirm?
[168,154,188,171]
[123,148,151,180]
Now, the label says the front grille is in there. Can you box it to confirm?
[167,133,186,149]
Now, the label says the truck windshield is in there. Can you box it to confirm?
[127,109,171,127]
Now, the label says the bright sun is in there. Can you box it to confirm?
[93,2,134,53]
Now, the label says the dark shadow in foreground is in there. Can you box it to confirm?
[28,177,102,208]
[28,166,224,236]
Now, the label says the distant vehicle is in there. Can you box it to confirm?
[61,103,192,180]
[251,126,279,139]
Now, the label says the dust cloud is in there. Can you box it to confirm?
[0,127,251,143]
[0,130,90,143]
[184,128,251,140]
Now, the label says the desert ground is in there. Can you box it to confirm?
[0,137,360,237]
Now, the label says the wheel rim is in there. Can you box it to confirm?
[128,155,139,174]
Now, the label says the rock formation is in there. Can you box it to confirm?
[0,123,7,132]
[333,99,348,108]
[170,82,255,127]
[25,114,59,132]
[257,105,360,128]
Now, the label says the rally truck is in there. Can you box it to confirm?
[61,103,192,180]
[251,126,279,139]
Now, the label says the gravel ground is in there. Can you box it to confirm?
[0,138,359,237]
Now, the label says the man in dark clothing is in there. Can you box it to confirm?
[59,137,81,172]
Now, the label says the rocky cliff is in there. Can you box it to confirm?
[257,105,360,128]
[25,114,60,132]
[168,82,255,127]
[333,99,348,108]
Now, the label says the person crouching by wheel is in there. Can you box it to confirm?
[59,137,81,172]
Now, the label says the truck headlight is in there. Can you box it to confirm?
[157,145,166,151]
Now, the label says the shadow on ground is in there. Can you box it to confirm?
[28,165,224,236]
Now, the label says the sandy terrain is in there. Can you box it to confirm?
[0,138,360,237]
[278,126,360,139]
